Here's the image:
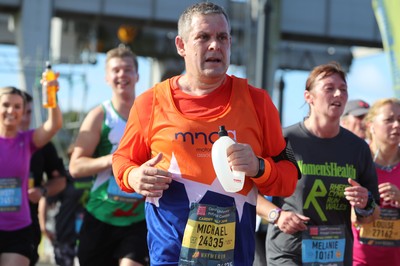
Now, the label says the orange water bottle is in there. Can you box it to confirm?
[42,61,58,108]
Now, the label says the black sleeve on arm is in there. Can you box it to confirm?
[42,142,67,179]
[271,138,301,179]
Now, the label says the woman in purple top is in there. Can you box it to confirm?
[0,85,62,266]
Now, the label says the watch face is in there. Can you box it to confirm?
[268,208,281,223]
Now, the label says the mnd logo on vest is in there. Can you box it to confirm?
[174,129,238,158]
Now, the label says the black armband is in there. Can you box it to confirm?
[355,191,377,218]
[272,138,301,179]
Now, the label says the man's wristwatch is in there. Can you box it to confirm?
[355,191,376,218]
[267,208,282,224]
[253,157,265,178]
[39,186,48,197]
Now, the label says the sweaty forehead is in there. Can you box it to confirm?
[190,13,229,32]
[316,72,345,85]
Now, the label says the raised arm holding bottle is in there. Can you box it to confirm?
[0,66,62,266]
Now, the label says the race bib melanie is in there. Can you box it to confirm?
[302,225,346,266]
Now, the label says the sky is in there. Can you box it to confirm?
[0,44,396,128]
